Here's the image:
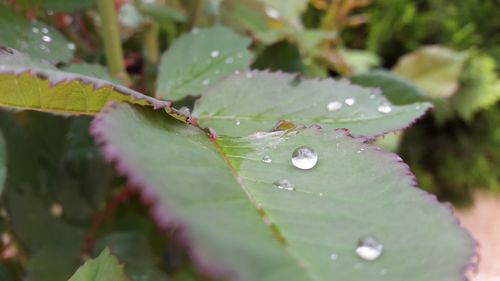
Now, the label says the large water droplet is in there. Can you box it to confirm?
[356,236,383,261]
[42,35,52,43]
[273,179,295,191]
[344,98,355,106]
[377,103,392,113]
[262,155,272,164]
[265,6,280,19]
[210,50,220,58]
[327,101,342,112]
[291,146,318,170]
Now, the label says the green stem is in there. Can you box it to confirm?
[96,0,130,84]
[143,22,160,65]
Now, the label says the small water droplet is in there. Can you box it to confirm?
[202,79,210,86]
[32,27,39,33]
[327,101,342,112]
[262,155,272,164]
[234,70,241,75]
[42,35,52,42]
[211,50,220,58]
[369,94,376,99]
[67,42,76,50]
[273,179,295,191]
[225,57,234,64]
[41,27,49,34]
[46,10,54,15]
[235,119,241,126]
[356,236,383,261]
[265,6,280,19]
[319,192,324,196]
[377,103,392,113]
[245,72,253,78]
[344,98,355,106]
[329,253,338,261]
[191,27,199,34]
[416,105,421,110]
[291,146,318,170]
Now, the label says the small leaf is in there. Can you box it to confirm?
[350,70,425,105]
[192,71,431,137]
[156,26,252,101]
[0,48,169,115]
[92,103,475,281]
[68,248,130,281]
[393,46,468,99]
[0,3,74,63]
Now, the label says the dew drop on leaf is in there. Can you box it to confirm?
[265,6,280,19]
[41,27,49,34]
[330,253,338,261]
[31,27,39,33]
[225,57,234,64]
[202,79,210,86]
[262,155,272,164]
[273,179,295,191]
[210,50,220,58]
[67,42,76,51]
[344,98,355,106]
[291,146,318,170]
[356,236,383,261]
[327,101,342,112]
[42,35,52,43]
[377,103,392,113]
[235,119,241,126]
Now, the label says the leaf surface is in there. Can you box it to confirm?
[0,3,74,63]
[92,103,475,281]
[156,26,252,101]
[192,71,431,137]
[68,248,130,281]
[0,48,169,115]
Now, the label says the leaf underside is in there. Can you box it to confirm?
[91,103,475,281]
[192,71,432,138]
[0,48,169,115]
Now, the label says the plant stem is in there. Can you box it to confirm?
[143,22,160,65]
[96,0,130,84]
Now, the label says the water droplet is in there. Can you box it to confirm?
[369,94,376,99]
[210,50,220,58]
[245,72,253,78]
[67,42,76,50]
[235,119,241,126]
[344,98,355,106]
[356,236,383,261]
[50,203,63,217]
[291,146,318,170]
[41,27,49,34]
[191,27,199,34]
[234,70,241,75]
[319,192,324,196]
[31,27,39,33]
[330,253,338,261]
[377,103,392,113]
[327,101,342,112]
[225,57,234,64]
[42,35,52,43]
[202,79,210,86]
[46,10,54,15]
[415,105,421,110]
[265,6,280,19]
[262,155,273,164]
[273,179,295,191]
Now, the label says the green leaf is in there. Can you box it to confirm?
[138,2,187,23]
[393,46,468,99]
[192,71,431,137]
[92,103,475,281]
[0,130,6,196]
[68,248,130,281]
[451,54,500,121]
[350,70,425,105]
[0,48,169,115]
[156,26,252,101]
[0,3,74,63]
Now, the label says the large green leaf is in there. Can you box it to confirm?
[155,26,252,101]
[393,46,468,99]
[0,48,169,115]
[91,103,475,281]
[192,71,431,137]
[0,3,74,63]
[68,248,130,281]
